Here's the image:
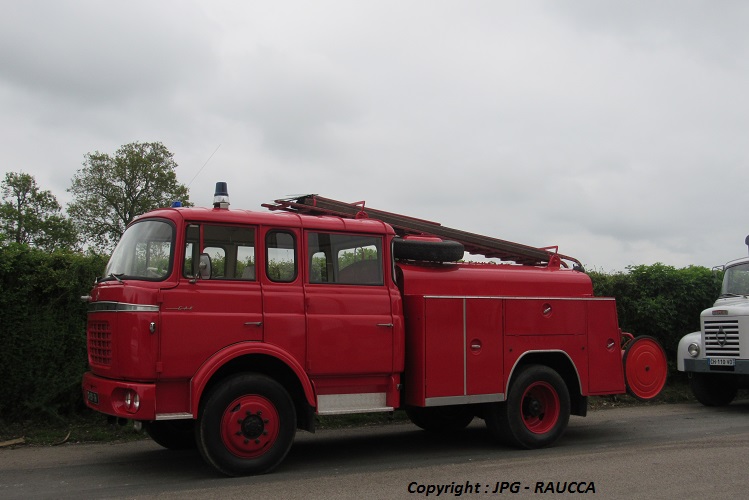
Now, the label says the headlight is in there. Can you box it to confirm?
[688,342,700,358]
[123,390,140,412]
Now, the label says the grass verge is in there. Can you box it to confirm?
[0,412,147,447]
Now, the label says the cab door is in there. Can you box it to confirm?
[303,231,395,377]
[159,223,263,382]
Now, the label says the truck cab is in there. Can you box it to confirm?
[678,236,749,405]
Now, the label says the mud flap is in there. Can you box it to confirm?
[622,336,668,401]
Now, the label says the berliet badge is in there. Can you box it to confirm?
[717,325,727,347]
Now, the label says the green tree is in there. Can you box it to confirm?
[67,141,191,250]
[0,172,78,251]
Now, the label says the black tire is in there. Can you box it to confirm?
[486,365,570,449]
[690,373,738,407]
[406,405,474,433]
[393,238,464,262]
[196,374,296,476]
[144,420,196,450]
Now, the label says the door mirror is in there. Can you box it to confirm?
[199,253,212,279]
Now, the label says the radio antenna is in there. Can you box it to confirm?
[188,144,221,188]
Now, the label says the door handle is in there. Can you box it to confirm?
[244,321,263,327]
[377,323,394,328]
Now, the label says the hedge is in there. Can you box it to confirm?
[0,245,107,423]
[0,248,723,425]
[589,263,722,363]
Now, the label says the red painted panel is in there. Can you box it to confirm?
[403,297,427,405]
[424,298,464,398]
[305,284,394,376]
[399,263,594,298]
[505,299,587,336]
[586,300,626,394]
[155,380,190,414]
[159,279,264,379]
[466,298,503,395]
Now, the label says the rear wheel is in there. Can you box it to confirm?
[486,365,570,448]
[406,405,474,433]
[690,373,738,407]
[196,374,296,476]
[144,420,196,450]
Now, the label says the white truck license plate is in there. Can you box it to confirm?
[709,358,736,366]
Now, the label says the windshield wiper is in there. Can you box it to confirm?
[109,273,125,283]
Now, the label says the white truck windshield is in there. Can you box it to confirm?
[721,262,749,297]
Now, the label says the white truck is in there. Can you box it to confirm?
[678,236,749,406]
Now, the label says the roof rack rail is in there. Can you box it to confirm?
[263,195,582,269]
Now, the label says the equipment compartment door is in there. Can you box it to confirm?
[424,297,503,401]
[466,298,503,395]
[586,299,626,394]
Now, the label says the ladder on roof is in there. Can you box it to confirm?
[262,195,582,268]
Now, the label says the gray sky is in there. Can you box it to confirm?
[2,0,748,271]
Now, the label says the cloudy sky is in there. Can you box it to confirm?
[2,1,748,271]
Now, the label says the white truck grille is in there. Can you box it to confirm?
[704,319,740,357]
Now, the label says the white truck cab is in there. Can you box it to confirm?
[678,236,749,406]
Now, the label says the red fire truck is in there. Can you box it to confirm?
[82,184,667,476]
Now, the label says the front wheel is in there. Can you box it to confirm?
[690,373,738,407]
[486,365,570,449]
[196,374,297,476]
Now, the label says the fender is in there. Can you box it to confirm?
[190,342,316,416]
[677,331,702,372]
[507,350,583,394]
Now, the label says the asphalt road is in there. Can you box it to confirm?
[2,401,749,499]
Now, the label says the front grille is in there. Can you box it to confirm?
[704,319,740,357]
[88,320,112,365]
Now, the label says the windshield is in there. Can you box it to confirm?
[104,219,174,281]
[721,262,749,297]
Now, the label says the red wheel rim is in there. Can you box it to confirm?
[521,381,560,434]
[624,337,667,400]
[220,395,280,458]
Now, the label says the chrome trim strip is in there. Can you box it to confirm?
[155,412,193,420]
[88,301,159,312]
[425,393,504,406]
[317,406,394,416]
[316,392,392,415]
[462,298,467,395]
[424,295,614,301]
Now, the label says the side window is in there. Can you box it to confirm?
[182,224,256,280]
[307,232,383,285]
[266,230,297,282]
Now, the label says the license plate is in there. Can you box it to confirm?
[87,390,99,405]
[709,358,736,366]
